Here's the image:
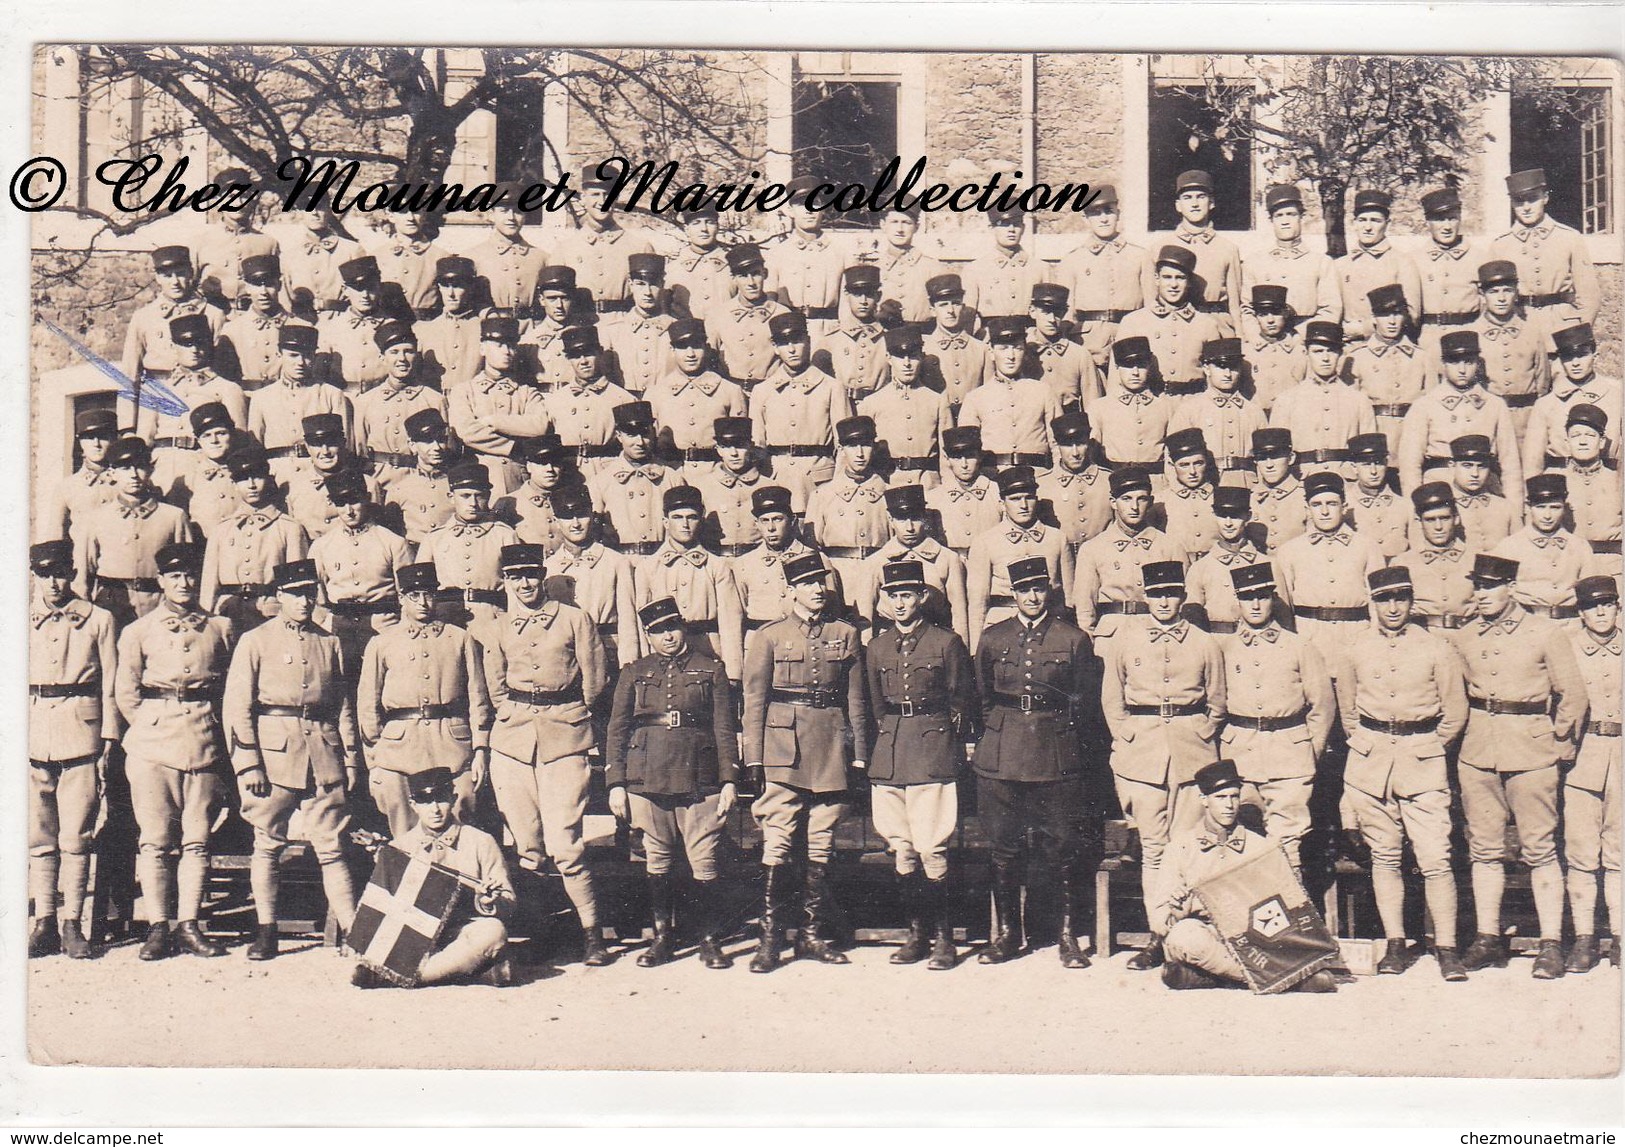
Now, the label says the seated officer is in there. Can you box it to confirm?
[351,767,518,989]
[605,597,740,970]
[1157,759,1339,992]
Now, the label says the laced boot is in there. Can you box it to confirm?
[27,915,60,959]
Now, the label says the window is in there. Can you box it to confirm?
[493,78,549,186]
[791,70,899,228]
[1146,83,1253,232]
[1511,86,1614,235]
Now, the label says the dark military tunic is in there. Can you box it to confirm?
[973,612,1098,782]
[605,646,740,798]
[864,622,979,785]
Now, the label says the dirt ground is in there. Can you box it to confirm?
[26,933,1622,1079]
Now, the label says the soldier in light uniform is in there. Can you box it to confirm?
[246,323,352,487]
[382,408,459,546]
[280,205,362,321]
[875,205,943,326]
[1038,410,1112,557]
[1563,575,1622,972]
[27,541,118,960]
[590,400,688,556]
[963,206,1050,324]
[469,189,548,320]
[121,245,226,426]
[356,562,492,839]
[1273,471,1385,664]
[605,597,740,970]
[1118,244,1230,398]
[752,309,845,497]
[803,415,891,612]
[1168,337,1266,479]
[544,485,641,670]
[764,176,844,336]
[285,414,386,540]
[1185,486,1266,635]
[861,324,951,490]
[1399,330,1524,501]
[1247,428,1307,549]
[77,437,196,629]
[115,542,234,961]
[544,326,634,476]
[647,319,748,476]
[478,542,614,966]
[308,469,413,669]
[1152,428,1220,562]
[1335,189,1421,342]
[1143,169,1242,327]
[966,466,1074,649]
[1085,336,1176,470]
[1103,560,1226,972]
[137,313,249,492]
[352,319,447,479]
[1398,482,1477,633]
[1024,283,1101,409]
[1453,554,1588,979]
[192,167,279,312]
[1463,259,1553,442]
[1524,324,1623,477]
[1445,434,1520,550]
[216,253,297,390]
[1491,473,1597,619]
[1242,184,1339,334]
[553,165,653,316]
[1342,284,1427,455]
[692,416,776,557]
[664,205,732,326]
[417,461,520,627]
[960,315,1063,469]
[495,433,591,554]
[712,243,788,392]
[1269,321,1377,476]
[863,484,969,642]
[971,557,1099,968]
[741,553,869,972]
[55,410,121,544]
[315,255,392,393]
[1345,433,1411,558]
[733,486,824,633]
[601,253,676,395]
[926,426,1003,559]
[444,316,551,494]
[920,274,990,415]
[1219,561,1334,871]
[521,266,582,389]
[635,485,746,682]
[1243,286,1307,416]
[1490,167,1600,326]
[1557,404,1623,566]
[223,559,361,961]
[1054,184,1144,371]
[1071,466,1185,648]
[202,444,308,634]
[865,559,979,970]
[813,265,889,405]
[414,257,485,390]
[1336,565,1471,980]
[1416,187,1489,362]
[161,403,245,541]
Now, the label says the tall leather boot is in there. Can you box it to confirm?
[637,872,676,968]
[246,923,279,961]
[796,861,850,964]
[977,862,1024,964]
[890,871,930,965]
[926,876,957,971]
[1056,866,1091,969]
[695,879,732,970]
[28,915,60,959]
[750,864,786,973]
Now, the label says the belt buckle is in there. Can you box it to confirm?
[666,709,682,729]
[899,700,915,718]
[1159,702,1178,719]
[1019,694,1034,713]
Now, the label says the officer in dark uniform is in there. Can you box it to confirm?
[972,557,1100,968]
[864,559,980,970]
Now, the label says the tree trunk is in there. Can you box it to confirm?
[1319,179,1348,260]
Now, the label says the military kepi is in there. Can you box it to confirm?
[638,597,685,632]
[1195,759,1243,795]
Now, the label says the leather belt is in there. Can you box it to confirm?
[1591,540,1622,555]
[1214,455,1254,472]
[718,542,759,557]
[329,597,400,617]
[822,544,881,559]
[686,618,720,634]
[890,455,938,472]
[769,687,843,709]
[1161,379,1205,396]
[265,444,309,459]
[1414,613,1472,630]
[596,299,633,314]
[1359,714,1442,736]
[806,305,839,321]
[1469,697,1548,716]
[1296,449,1348,464]
[992,690,1068,713]
[744,617,774,631]
[97,576,160,593]
[253,702,337,722]
[682,447,720,463]
[576,443,619,459]
[1501,393,1539,408]
[384,703,460,721]
[1523,603,1579,620]
[768,445,827,457]
[1098,457,1164,473]
[1074,308,1132,323]
[139,683,220,702]
[1588,720,1623,737]
[1524,291,1571,308]
[634,710,707,729]
[30,681,100,699]
[1126,701,1206,718]
[987,452,1051,468]
[438,588,505,608]
[1421,311,1477,325]
[1294,604,1369,622]
[1544,453,1567,470]
[881,698,949,717]
[31,752,100,769]
[1422,456,1455,470]
[1371,403,1411,418]
[1204,619,1238,634]
[216,582,271,598]
[1194,301,1229,315]
[1227,709,1308,732]
[987,594,1016,609]
[1097,600,1150,616]
[620,541,662,556]
[507,684,585,707]
[152,436,198,450]
[371,450,417,469]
